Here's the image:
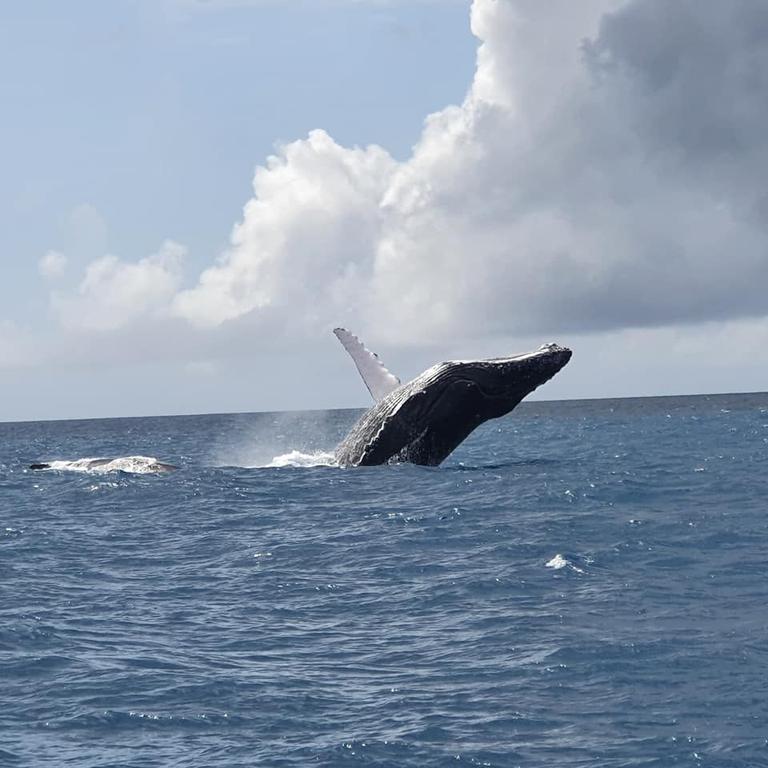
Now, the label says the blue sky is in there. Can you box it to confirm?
[2,0,768,421]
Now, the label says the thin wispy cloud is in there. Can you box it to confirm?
[53,241,186,332]
[38,251,68,281]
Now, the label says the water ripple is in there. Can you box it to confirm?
[1,396,767,766]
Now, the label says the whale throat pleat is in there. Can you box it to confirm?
[333,328,401,402]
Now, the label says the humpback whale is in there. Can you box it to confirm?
[333,329,572,467]
[29,457,177,474]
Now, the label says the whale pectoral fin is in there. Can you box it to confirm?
[333,327,401,402]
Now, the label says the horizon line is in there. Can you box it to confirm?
[1,388,766,427]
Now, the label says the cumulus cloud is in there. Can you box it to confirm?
[174,131,396,331]
[53,240,186,331]
[58,0,768,348]
[164,0,768,345]
[363,0,768,340]
[38,250,68,280]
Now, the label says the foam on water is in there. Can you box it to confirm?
[545,553,585,573]
[262,450,338,468]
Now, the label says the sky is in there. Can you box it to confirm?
[2,0,767,422]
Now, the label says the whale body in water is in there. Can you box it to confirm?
[333,328,572,467]
[29,457,177,474]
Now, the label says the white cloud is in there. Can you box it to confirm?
[173,130,397,331]
[51,0,768,354]
[7,0,768,418]
[53,240,186,332]
[38,250,68,280]
[166,0,768,346]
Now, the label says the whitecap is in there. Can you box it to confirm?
[545,553,568,570]
[262,450,337,468]
[545,553,585,573]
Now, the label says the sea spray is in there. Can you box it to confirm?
[263,450,337,468]
[210,409,356,468]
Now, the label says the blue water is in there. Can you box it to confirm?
[2,394,768,767]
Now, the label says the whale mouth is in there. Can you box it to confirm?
[463,342,571,366]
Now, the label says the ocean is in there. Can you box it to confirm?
[1,393,767,767]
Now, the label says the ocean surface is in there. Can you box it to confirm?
[2,393,767,767]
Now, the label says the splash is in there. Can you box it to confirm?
[545,553,585,574]
[31,456,176,475]
[263,450,337,469]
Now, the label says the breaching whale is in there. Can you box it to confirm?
[333,328,572,467]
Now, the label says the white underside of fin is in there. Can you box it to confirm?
[334,328,401,402]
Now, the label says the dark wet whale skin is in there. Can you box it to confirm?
[335,344,572,467]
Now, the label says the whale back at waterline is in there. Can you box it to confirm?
[334,330,572,467]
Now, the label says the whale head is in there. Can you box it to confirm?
[462,342,572,411]
[403,342,572,424]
